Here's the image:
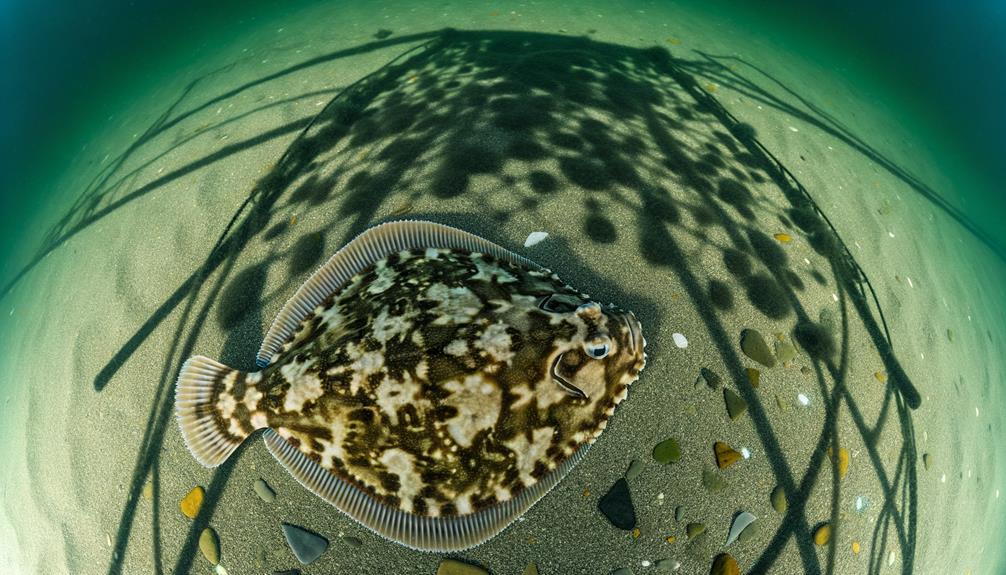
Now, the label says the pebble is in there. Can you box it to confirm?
[740,329,776,367]
[774,340,797,364]
[771,485,787,513]
[710,553,740,575]
[740,447,751,459]
[672,333,688,348]
[725,512,756,545]
[626,459,645,480]
[180,486,205,519]
[653,438,681,464]
[437,559,488,575]
[702,467,728,492]
[254,478,276,503]
[523,563,539,575]
[724,388,748,420]
[852,541,861,554]
[199,527,220,565]
[888,551,896,566]
[773,233,792,242]
[800,365,812,377]
[813,523,831,545]
[700,367,723,389]
[828,447,850,479]
[797,393,810,406]
[142,480,153,501]
[745,368,760,388]
[922,453,932,470]
[598,478,636,530]
[874,371,887,383]
[655,558,680,571]
[775,394,790,412]
[282,523,329,565]
[343,536,363,547]
[686,522,706,539]
[523,231,549,247]
[214,564,229,575]
[714,441,742,469]
[675,505,684,522]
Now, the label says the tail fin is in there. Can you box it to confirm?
[175,355,252,467]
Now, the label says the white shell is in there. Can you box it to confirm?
[523,231,549,247]
[672,333,688,348]
[726,511,757,546]
[797,393,809,406]
[740,447,751,459]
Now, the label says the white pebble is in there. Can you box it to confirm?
[888,551,896,566]
[907,276,914,288]
[672,332,688,348]
[215,566,230,575]
[740,447,751,459]
[968,469,972,478]
[976,407,980,417]
[831,293,839,302]
[788,126,799,132]
[855,496,864,511]
[923,431,928,443]
[523,231,549,247]
[941,473,946,483]
[996,489,1000,499]
[888,231,895,238]
[803,257,811,265]
[657,492,664,500]
[641,560,651,567]
[797,393,809,406]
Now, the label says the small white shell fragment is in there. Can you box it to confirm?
[855,496,865,511]
[788,126,799,132]
[831,293,839,302]
[725,511,757,545]
[888,231,895,238]
[976,407,980,417]
[523,231,549,247]
[797,393,810,406]
[996,489,1000,499]
[888,551,896,566]
[641,560,651,567]
[215,565,230,575]
[940,473,946,483]
[672,332,688,348]
[907,276,914,288]
[740,447,751,459]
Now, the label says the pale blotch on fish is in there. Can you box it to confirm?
[175,221,646,551]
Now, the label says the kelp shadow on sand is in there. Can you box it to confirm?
[6,28,920,575]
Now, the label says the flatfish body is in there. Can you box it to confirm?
[175,220,646,551]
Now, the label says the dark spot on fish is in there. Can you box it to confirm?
[349,408,375,424]
[531,461,547,479]
[412,497,428,516]
[434,405,459,420]
[440,502,457,517]
[379,472,401,492]
[288,436,302,448]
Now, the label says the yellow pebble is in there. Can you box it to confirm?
[874,371,887,383]
[180,486,205,519]
[814,523,831,545]
[705,83,718,93]
[665,535,676,544]
[583,488,591,497]
[852,541,861,554]
[290,215,298,226]
[632,528,641,538]
[774,233,792,243]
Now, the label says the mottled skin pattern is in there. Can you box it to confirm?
[218,248,645,518]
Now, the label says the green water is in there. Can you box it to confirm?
[2,1,1004,574]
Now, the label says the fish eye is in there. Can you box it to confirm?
[539,293,581,313]
[585,340,610,359]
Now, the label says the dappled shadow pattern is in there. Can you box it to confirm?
[12,27,921,575]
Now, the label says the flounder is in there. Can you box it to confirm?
[175,220,646,551]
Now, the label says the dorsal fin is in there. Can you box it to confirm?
[255,220,543,367]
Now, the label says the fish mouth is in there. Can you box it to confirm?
[620,311,645,357]
[551,353,588,400]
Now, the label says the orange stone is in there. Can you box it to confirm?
[828,447,850,479]
[874,371,887,383]
[710,553,740,575]
[714,441,742,469]
[773,233,792,243]
[180,486,205,519]
[852,541,861,554]
[814,523,831,545]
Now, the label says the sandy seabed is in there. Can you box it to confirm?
[0,1,1003,574]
